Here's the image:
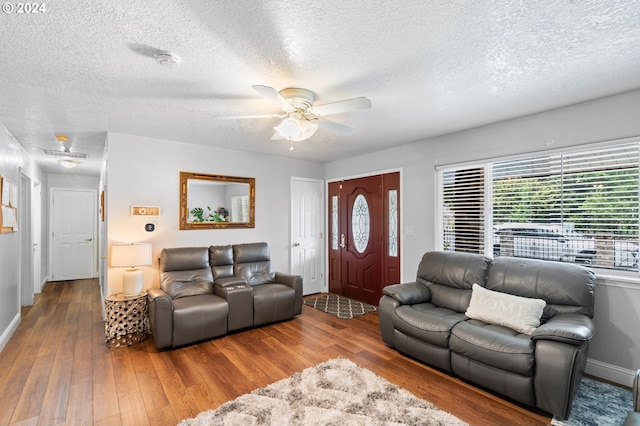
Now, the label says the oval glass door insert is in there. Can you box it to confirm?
[352,194,370,253]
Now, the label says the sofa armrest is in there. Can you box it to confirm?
[531,313,595,345]
[215,284,253,331]
[382,282,431,305]
[215,276,247,288]
[147,288,174,350]
[148,287,170,301]
[275,272,303,315]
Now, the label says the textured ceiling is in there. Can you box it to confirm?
[1,0,640,175]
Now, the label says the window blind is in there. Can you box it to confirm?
[438,141,640,272]
[440,166,486,254]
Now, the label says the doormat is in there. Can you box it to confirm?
[304,293,377,319]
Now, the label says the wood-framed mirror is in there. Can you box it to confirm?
[180,171,255,229]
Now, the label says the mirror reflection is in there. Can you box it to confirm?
[180,172,255,229]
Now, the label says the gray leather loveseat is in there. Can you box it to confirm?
[379,251,596,420]
[148,242,303,350]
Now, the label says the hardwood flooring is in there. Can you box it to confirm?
[0,279,552,425]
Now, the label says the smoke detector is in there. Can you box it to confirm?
[155,52,180,68]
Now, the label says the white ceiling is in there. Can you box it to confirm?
[2,0,640,176]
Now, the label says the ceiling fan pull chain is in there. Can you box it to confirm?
[289,137,294,151]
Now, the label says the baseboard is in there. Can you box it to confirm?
[585,358,636,387]
[36,276,48,293]
[0,312,21,353]
[101,291,106,321]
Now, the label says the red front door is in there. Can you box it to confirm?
[328,173,400,306]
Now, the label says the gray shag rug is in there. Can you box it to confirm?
[178,357,466,426]
[304,294,377,319]
[552,376,633,426]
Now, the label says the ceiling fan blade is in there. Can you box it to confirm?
[214,113,285,120]
[308,97,371,116]
[317,118,355,136]
[252,85,295,112]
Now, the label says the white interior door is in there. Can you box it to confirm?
[32,180,42,293]
[291,178,324,295]
[20,172,33,306]
[51,189,96,281]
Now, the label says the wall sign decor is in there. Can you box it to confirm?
[0,175,18,233]
[131,206,160,217]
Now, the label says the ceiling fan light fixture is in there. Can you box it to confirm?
[298,120,318,140]
[274,117,302,138]
[58,159,80,169]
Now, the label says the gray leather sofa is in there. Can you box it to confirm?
[379,251,596,420]
[148,242,303,350]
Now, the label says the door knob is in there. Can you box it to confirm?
[340,234,346,248]
[86,238,93,242]
[293,242,300,247]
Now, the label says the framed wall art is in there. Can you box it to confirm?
[131,205,160,217]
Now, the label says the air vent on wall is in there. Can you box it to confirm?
[42,149,87,159]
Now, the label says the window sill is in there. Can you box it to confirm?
[593,269,640,288]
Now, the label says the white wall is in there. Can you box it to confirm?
[48,173,99,190]
[0,123,47,351]
[325,89,640,384]
[106,132,324,295]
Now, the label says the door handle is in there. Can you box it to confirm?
[340,234,346,248]
[85,238,93,242]
[293,242,300,247]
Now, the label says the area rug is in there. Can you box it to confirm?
[552,376,632,426]
[303,293,377,319]
[178,357,466,426]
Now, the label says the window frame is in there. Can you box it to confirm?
[435,137,640,278]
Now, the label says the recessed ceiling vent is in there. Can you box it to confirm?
[155,52,180,68]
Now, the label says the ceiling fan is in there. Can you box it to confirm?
[218,85,372,146]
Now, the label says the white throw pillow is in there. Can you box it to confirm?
[465,284,546,335]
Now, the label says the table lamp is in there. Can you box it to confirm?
[111,243,152,296]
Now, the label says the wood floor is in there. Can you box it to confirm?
[0,279,552,426]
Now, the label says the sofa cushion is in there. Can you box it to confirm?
[172,294,228,347]
[450,319,535,376]
[252,283,295,325]
[416,251,492,312]
[160,269,214,299]
[487,257,596,320]
[159,247,214,299]
[233,242,275,285]
[209,245,234,279]
[465,284,546,335]
[393,303,467,348]
[160,247,209,272]
[235,262,274,286]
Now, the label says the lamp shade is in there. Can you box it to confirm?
[111,243,152,268]
[274,117,302,138]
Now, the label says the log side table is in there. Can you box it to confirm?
[105,291,150,347]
